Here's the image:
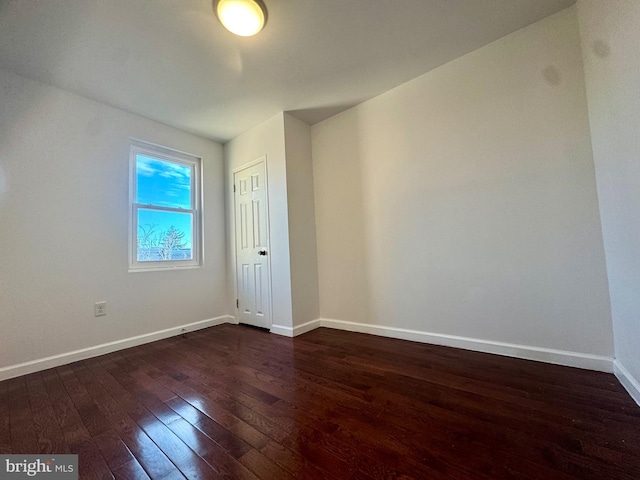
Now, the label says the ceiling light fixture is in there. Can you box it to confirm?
[214,0,268,37]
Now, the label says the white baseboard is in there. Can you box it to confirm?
[294,319,322,336]
[316,318,613,373]
[1,315,617,382]
[0,315,235,382]
[269,324,293,337]
[614,360,640,406]
[270,319,322,338]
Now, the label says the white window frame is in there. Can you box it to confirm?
[129,139,203,272]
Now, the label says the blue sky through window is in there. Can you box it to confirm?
[137,210,193,249]
[136,155,192,208]
[136,155,193,250]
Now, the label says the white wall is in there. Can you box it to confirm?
[283,113,320,327]
[577,0,640,401]
[224,113,294,330]
[0,68,227,372]
[312,8,613,358]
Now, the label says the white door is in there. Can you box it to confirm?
[234,160,271,328]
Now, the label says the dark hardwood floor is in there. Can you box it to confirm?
[1,324,639,479]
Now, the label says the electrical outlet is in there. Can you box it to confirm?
[94,301,107,317]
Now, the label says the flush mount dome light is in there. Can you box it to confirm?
[215,0,267,37]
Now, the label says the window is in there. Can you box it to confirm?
[129,140,202,271]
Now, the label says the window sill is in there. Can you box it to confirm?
[128,264,202,273]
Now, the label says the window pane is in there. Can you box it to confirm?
[136,155,192,209]
[137,209,193,262]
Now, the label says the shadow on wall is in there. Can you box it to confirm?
[287,104,359,126]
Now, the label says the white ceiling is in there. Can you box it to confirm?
[0,0,575,143]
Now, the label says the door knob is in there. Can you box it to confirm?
[258,250,267,256]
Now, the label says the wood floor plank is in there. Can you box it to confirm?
[25,373,70,454]
[166,417,260,480]
[40,369,114,480]
[71,362,185,480]
[0,378,11,454]
[137,417,222,480]
[56,365,136,472]
[165,396,257,458]
[3,324,640,479]
[131,350,378,479]
[7,376,39,454]
[111,458,151,480]
[237,448,296,480]
[123,354,274,452]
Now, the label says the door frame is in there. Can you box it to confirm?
[232,156,274,328]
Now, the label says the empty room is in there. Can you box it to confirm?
[1,0,639,479]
